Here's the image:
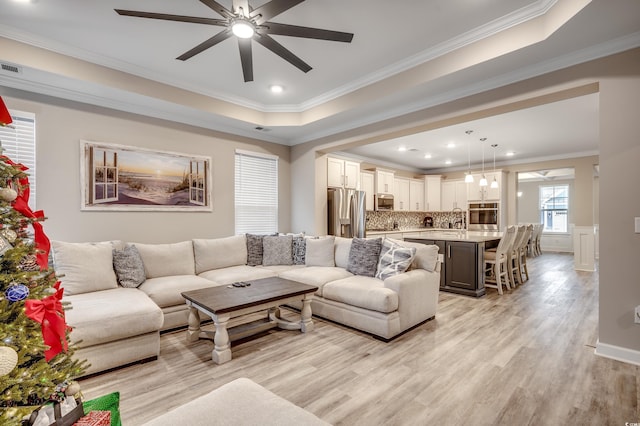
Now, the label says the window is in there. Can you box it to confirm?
[235,150,278,234]
[0,110,36,210]
[539,184,569,233]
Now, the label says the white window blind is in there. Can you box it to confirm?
[235,150,278,234]
[0,110,36,210]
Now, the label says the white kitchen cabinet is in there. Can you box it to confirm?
[394,177,411,211]
[441,180,467,210]
[375,170,395,194]
[327,157,360,189]
[409,179,425,211]
[360,171,375,211]
[425,175,441,211]
[466,171,503,201]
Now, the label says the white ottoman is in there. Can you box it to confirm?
[142,378,331,426]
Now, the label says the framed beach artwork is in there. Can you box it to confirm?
[80,140,212,211]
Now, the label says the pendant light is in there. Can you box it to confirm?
[490,144,499,189]
[464,130,474,183]
[479,137,488,187]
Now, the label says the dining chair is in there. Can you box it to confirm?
[484,226,517,295]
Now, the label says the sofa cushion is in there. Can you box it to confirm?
[138,275,218,308]
[333,237,352,269]
[305,236,335,267]
[52,241,119,296]
[112,244,146,288]
[198,265,277,285]
[376,239,417,281]
[346,237,382,277]
[387,238,439,272]
[64,288,163,347]
[323,276,399,314]
[140,378,330,426]
[292,236,306,265]
[135,241,195,278]
[278,266,352,296]
[193,235,247,274]
[262,235,293,266]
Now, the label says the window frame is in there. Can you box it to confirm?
[234,149,279,235]
[539,184,569,234]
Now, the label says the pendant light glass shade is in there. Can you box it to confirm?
[490,143,498,189]
[479,137,487,186]
[465,130,474,183]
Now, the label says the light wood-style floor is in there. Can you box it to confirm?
[79,253,639,425]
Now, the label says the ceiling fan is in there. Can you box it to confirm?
[115,0,354,82]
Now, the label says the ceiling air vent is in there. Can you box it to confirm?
[1,63,22,74]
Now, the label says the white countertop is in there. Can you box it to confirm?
[367,228,503,243]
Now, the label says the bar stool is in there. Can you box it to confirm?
[508,225,527,288]
[484,226,517,295]
[517,224,534,283]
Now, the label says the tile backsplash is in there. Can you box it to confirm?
[366,210,466,230]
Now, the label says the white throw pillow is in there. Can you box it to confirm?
[387,238,439,272]
[193,235,247,274]
[52,241,119,296]
[333,237,352,269]
[305,236,335,267]
[134,241,195,278]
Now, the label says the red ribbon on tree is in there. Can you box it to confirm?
[25,282,70,361]
[0,96,12,126]
[1,156,51,269]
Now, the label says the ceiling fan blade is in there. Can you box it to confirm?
[199,0,234,19]
[232,0,250,17]
[115,9,227,26]
[261,22,353,42]
[250,0,305,25]
[177,29,233,61]
[254,33,312,73]
[238,38,254,82]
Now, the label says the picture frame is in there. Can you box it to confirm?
[80,140,212,212]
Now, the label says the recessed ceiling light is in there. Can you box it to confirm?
[447,142,455,149]
[424,153,432,159]
[398,146,407,152]
[445,160,452,165]
[269,85,284,94]
[506,151,515,156]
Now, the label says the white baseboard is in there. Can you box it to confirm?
[594,340,640,366]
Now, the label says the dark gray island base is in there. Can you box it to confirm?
[405,231,502,298]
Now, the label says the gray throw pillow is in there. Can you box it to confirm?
[112,245,146,288]
[292,236,306,265]
[375,238,417,281]
[263,235,294,266]
[246,234,270,266]
[347,237,383,277]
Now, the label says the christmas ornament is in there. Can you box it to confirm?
[1,227,17,242]
[0,235,11,256]
[0,187,18,202]
[19,254,40,272]
[65,381,81,397]
[5,283,29,302]
[0,346,18,376]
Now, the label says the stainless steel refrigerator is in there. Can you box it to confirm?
[327,188,366,238]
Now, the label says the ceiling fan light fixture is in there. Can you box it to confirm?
[269,84,284,94]
[231,19,255,39]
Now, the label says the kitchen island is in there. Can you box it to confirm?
[368,229,502,297]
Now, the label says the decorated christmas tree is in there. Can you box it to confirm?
[0,97,86,425]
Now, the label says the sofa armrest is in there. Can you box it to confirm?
[383,268,439,329]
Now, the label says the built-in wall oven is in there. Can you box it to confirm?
[468,202,499,231]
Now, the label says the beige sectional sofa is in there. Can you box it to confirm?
[52,235,440,376]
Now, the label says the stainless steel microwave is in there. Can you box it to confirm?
[375,194,394,211]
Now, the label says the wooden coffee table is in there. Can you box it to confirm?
[181,276,318,364]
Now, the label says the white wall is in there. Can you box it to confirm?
[1,91,292,243]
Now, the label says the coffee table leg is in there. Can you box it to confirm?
[300,294,314,333]
[186,306,201,343]
[212,313,232,364]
